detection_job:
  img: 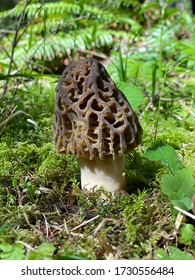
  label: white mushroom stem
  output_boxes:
[77,155,126,195]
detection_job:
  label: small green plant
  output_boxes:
[179,224,195,246]
[144,139,195,258]
[144,139,183,173]
[117,82,145,110]
[144,140,195,212]
[155,246,193,260]
[161,168,195,210]
[0,243,25,260]
[27,243,56,260]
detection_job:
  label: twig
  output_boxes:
[16,240,35,251]
[16,5,43,44]
[0,108,33,136]
[42,214,49,239]
[174,206,195,220]
[140,98,153,119]
[0,29,16,34]
[2,0,31,97]
[16,240,35,260]
[93,218,114,236]
[63,219,70,235]
[0,41,18,70]
[0,106,17,136]
[70,215,100,232]
[79,49,107,60]
[173,212,183,235]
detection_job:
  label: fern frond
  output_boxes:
[0,2,81,20]
[97,0,141,9]
[0,0,143,73]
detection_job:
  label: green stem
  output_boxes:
[154,70,168,141]
[154,1,167,141]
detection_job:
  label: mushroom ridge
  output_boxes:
[54,58,143,160]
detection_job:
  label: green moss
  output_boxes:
[0,102,194,260]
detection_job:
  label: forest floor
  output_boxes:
[0,1,194,260]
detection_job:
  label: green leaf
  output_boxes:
[28,243,55,260]
[116,82,145,109]
[179,224,195,245]
[161,168,195,201]
[37,243,56,255]
[155,246,193,260]
[164,8,179,20]
[0,243,25,260]
[144,140,183,173]
[12,176,18,188]
[171,197,192,211]
[0,224,7,236]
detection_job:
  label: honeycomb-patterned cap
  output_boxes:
[54,58,142,160]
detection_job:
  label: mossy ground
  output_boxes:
[0,80,194,260]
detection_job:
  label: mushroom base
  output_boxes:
[77,155,126,195]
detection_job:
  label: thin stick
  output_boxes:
[173,212,183,235]
[174,206,195,220]
[93,218,114,236]
[70,215,100,232]
[2,0,31,97]
[16,240,35,251]
[42,214,49,238]
[0,106,17,136]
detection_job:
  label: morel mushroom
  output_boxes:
[53,58,142,195]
